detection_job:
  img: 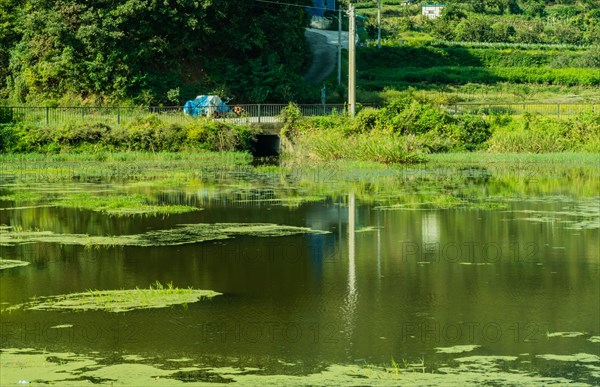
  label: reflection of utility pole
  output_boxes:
[377,0,382,48]
[348,3,356,117]
[342,191,357,349]
[348,192,355,289]
[337,6,342,85]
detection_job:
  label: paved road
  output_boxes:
[303,28,349,84]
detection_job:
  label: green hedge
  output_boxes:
[0,115,258,154]
[358,46,594,69]
[360,67,600,87]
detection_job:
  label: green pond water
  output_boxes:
[0,154,598,386]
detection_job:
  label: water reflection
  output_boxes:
[0,159,598,383]
[341,193,358,352]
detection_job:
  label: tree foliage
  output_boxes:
[1,0,312,104]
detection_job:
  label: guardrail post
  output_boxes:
[81,107,85,120]
[117,107,121,125]
[557,103,561,118]
[257,104,261,123]
[45,107,49,126]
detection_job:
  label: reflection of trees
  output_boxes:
[1,157,598,361]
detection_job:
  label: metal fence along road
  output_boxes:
[1,102,597,126]
[0,104,350,126]
[442,102,597,117]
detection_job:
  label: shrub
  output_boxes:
[352,107,382,134]
[454,114,491,150]
[0,123,18,152]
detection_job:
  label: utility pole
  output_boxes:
[337,5,342,85]
[377,0,381,48]
[348,3,356,117]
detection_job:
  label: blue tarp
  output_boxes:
[183,95,230,117]
[308,0,335,17]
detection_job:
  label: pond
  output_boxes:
[0,153,598,385]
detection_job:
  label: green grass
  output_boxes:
[288,128,425,164]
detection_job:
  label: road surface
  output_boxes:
[303,28,349,84]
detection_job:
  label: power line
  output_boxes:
[254,0,343,12]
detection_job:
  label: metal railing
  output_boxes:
[0,104,350,126]
[442,102,597,117]
[1,102,596,127]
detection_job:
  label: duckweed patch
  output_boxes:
[168,369,235,383]
[375,198,508,211]
[435,345,481,354]
[52,193,199,216]
[0,192,44,202]
[0,348,592,386]
[546,332,586,338]
[0,259,30,270]
[0,223,329,247]
[536,353,600,363]
[514,201,600,230]
[9,282,221,313]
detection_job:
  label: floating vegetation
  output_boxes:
[0,192,44,202]
[8,282,221,313]
[589,336,600,343]
[52,193,199,216]
[512,199,600,230]
[0,259,30,270]
[435,345,481,354]
[0,223,329,247]
[0,348,592,386]
[235,196,327,207]
[50,324,73,329]
[168,369,235,384]
[355,226,379,233]
[0,205,55,211]
[546,332,586,338]
[375,197,508,211]
[536,353,600,363]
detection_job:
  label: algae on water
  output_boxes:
[0,223,329,247]
[0,348,587,386]
[9,283,221,313]
[435,345,481,354]
[52,193,199,216]
[0,259,30,270]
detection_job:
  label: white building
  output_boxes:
[421,4,446,19]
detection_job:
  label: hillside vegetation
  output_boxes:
[324,0,600,104]
[1,0,598,106]
[0,0,313,105]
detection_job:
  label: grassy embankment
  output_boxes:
[1,95,598,164]
[279,96,600,163]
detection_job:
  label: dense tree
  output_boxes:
[1,0,312,104]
